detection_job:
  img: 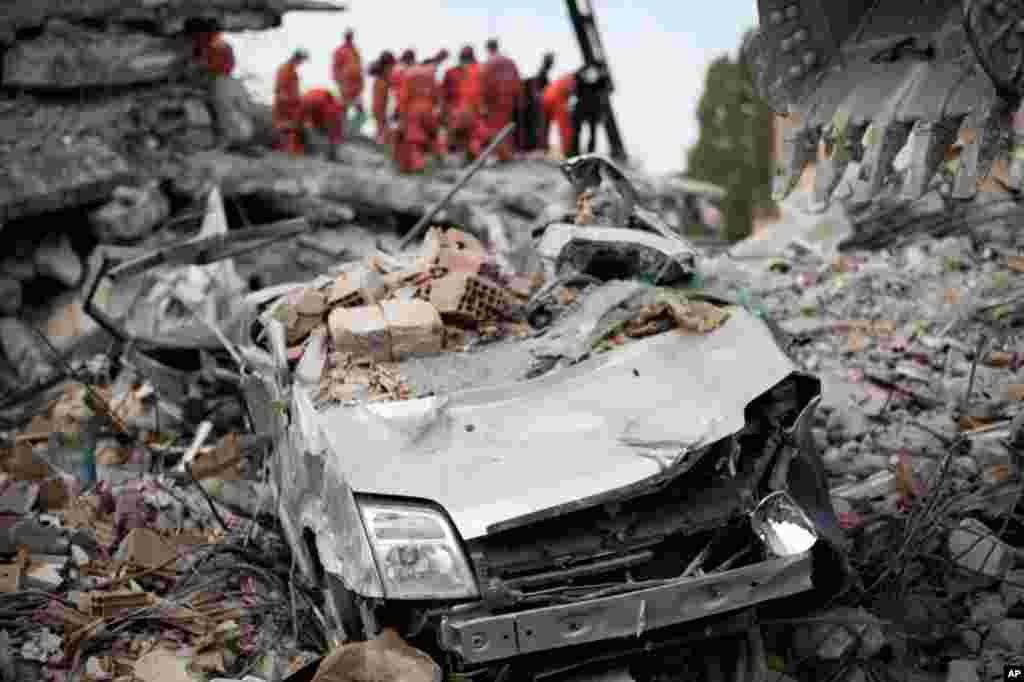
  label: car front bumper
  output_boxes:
[440,551,813,664]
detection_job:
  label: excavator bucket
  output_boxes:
[744,0,1024,211]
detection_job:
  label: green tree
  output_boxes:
[686,36,775,241]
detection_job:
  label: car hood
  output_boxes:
[312,307,799,540]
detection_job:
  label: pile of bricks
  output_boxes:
[283,227,538,367]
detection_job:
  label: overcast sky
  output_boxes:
[229,1,759,174]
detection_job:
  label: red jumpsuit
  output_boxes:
[302,88,345,145]
[441,64,466,124]
[332,39,364,123]
[395,64,443,173]
[542,73,575,156]
[448,63,481,154]
[384,65,409,147]
[472,54,521,161]
[273,61,304,155]
[193,32,235,76]
[372,75,391,144]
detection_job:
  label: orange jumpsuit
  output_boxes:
[372,75,391,144]
[332,40,364,124]
[273,61,304,155]
[384,65,408,147]
[302,88,345,145]
[542,73,575,155]
[448,63,481,154]
[472,54,521,161]
[441,64,466,124]
[193,32,235,76]
[395,64,443,173]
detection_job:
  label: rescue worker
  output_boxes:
[441,46,469,129]
[471,38,521,162]
[332,29,365,130]
[571,64,610,156]
[272,49,309,155]
[443,45,481,157]
[369,51,396,145]
[384,49,416,149]
[301,88,345,159]
[394,50,448,173]
[193,31,236,77]
[542,72,576,157]
[516,52,554,153]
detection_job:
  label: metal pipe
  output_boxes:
[398,122,516,250]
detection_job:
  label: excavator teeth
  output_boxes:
[849,120,913,207]
[772,125,819,201]
[902,119,960,201]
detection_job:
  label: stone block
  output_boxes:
[379,300,443,360]
[948,518,1013,579]
[328,305,391,363]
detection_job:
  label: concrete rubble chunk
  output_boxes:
[89,182,171,244]
[3,20,190,90]
[538,223,696,284]
[985,619,1024,653]
[948,518,1013,579]
[1000,569,1024,607]
[0,279,22,317]
[34,232,83,288]
[328,304,392,364]
[968,592,1007,626]
[379,300,443,360]
[0,0,344,42]
[946,659,980,682]
[0,319,54,385]
[0,139,133,224]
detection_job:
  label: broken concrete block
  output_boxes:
[380,300,443,360]
[34,233,83,288]
[0,279,21,317]
[538,224,696,284]
[89,182,171,244]
[4,20,189,89]
[328,305,392,363]
[0,139,133,224]
[210,74,257,147]
[946,659,980,682]
[429,273,510,322]
[328,270,385,308]
[986,619,1024,653]
[1000,569,1024,607]
[948,518,1013,579]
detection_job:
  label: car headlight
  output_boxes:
[358,497,480,600]
[750,491,818,557]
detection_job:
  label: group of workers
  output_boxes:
[270,30,610,172]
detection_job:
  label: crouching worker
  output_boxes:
[302,88,345,160]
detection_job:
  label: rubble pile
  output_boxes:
[0,0,346,396]
[0,374,329,682]
[698,206,1024,681]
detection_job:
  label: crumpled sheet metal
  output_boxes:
[283,341,386,598]
[310,307,799,540]
[538,223,696,284]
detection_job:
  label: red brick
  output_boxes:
[380,300,443,359]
